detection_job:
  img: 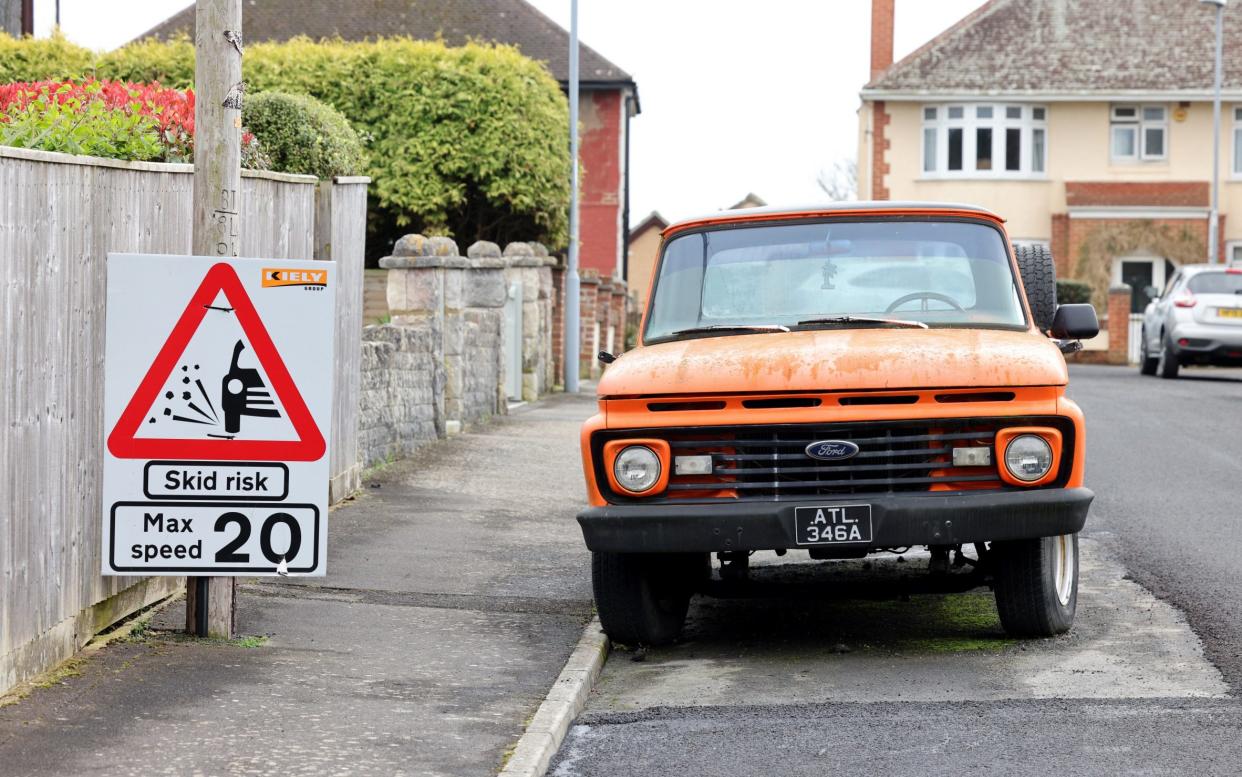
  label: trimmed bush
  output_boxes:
[1056,279,1093,305]
[0,31,92,83]
[0,32,572,251]
[243,91,366,179]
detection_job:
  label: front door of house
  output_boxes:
[1115,255,1176,313]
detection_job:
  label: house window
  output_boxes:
[1111,105,1167,162]
[1227,240,1242,263]
[1233,107,1242,175]
[921,104,1047,177]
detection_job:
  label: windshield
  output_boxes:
[644,219,1027,342]
[1187,271,1242,294]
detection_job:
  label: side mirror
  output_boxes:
[1050,303,1099,340]
[1144,285,1160,300]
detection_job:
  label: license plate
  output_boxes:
[1218,308,1242,319]
[794,504,873,545]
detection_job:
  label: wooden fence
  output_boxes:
[0,147,368,694]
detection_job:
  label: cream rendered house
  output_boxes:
[860,0,1242,320]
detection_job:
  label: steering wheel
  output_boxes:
[885,291,966,314]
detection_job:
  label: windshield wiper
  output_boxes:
[796,315,929,330]
[667,324,791,338]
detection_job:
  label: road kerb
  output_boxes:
[498,617,608,777]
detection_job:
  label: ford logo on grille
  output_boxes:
[805,440,860,461]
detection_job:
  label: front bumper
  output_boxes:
[577,488,1093,553]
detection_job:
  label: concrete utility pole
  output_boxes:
[186,0,243,639]
[1203,0,1227,264]
[564,0,581,393]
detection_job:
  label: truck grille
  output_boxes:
[594,417,1073,503]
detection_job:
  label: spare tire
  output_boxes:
[1014,243,1057,331]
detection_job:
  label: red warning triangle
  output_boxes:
[107,263,325,462]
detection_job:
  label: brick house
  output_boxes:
[860,0,1242,322]
[140,0,639,280]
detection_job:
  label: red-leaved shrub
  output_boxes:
[0,79,267,166]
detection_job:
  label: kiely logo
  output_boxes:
[262,268,328,289]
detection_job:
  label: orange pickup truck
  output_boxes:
[577,203,1100,645]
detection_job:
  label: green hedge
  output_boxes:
[0,32,571,252]
[1056,279,1093,305]
[242,92,366,180]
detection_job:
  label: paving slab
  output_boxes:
[0,392,598,777]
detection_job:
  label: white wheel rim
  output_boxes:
[1053,534,1075,607]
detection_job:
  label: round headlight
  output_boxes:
[614,445,661,493]
[1004,435,1053,482]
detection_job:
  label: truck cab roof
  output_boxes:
[664,201,1005,238]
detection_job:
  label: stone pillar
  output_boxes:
[379,233,463,437]
[532,243,557,395]
[597,276,615,364]
[462,241,508,423]
[610,279,628,354]
[580,269,600,379]
[1107,284,1132,366]
[551,263,566,390]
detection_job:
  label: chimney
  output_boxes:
[870,0,895,81]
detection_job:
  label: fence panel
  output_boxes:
[316,177,370,501]
[0,148,318,694]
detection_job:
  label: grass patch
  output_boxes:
[131,629,270,649]
[31,656,86,689]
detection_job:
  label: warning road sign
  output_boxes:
[102,254,334,576]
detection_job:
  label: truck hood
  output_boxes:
[598,328,1067,397]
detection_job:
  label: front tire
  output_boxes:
[592,552,700,646]
[1156,335,1180,379]
[991,533,1078,637]
[1139,328,1158,375]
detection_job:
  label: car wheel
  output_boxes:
[592,552,699,646]
[1156,334,1180,379]
[1139,328,1158,375]
[991,533,1078,637]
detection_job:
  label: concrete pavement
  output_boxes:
[0,391,598,777]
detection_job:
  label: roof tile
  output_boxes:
[868,0,1242,94]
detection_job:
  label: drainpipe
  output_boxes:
[622,90,632,284]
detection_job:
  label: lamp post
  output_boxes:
[565,0,581,392]
[1203,0,1227,264]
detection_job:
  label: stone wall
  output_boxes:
[358,324,443,465]
[355,235,557,466]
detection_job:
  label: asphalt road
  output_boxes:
[552,364,1242,776]
[1068,364,1242,689]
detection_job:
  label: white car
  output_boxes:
[1139,264,1242,378]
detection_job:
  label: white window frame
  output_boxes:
[1226,240,1242,264]
[1111,104,1167,163]
[1233,107,1242,177]
[920,104,1047,180]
